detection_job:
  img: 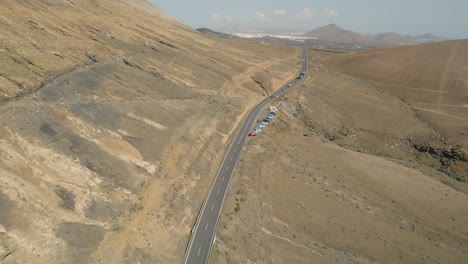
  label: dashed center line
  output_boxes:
[205,222,209,231]
[211,203,215,211]
[217,187,220,194]
[222,176,225,182]
[197,246,202,257]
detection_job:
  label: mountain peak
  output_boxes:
[414,33,447,41]
[302,24,447,46]
[323,23,340,28]
[317,23,344,31]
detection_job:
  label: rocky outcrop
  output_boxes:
[413,143,468,181]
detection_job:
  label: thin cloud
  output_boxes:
[255,11,270,21]
[208,12,271,27]
[210,14,222,21]
[322,8,340,18]
[273,9,286,16]
[293,7,313,20]
[208,14,235,26]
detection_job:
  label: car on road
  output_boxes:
[287,84,292,87]
[248,132,257,137]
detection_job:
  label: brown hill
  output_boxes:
[329,40,468,149]
[196,28,231,38]
[211,45,468,264]
[0,1,299,263]
[303,24,363,43]
[303,24,444,46]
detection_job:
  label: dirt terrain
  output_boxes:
[1,1,467,264]
[329,40,468,149]
[0,1,299,263]
[212,46,468,263]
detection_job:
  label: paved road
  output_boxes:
[184,47,307,264]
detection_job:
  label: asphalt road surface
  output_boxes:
[184,47,307,264]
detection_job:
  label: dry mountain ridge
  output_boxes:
[303,24,446,46]
[0,1,299,263]
[212,41,468,264]
[1,1,466,264]
[329,40,468,151]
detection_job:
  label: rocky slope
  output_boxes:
[0,1,299,263]
[329,40,468,181]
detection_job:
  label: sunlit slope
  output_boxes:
[0,1,299,263]
[0,0,297,99]
[329,40,468,147]
[212,47,468,264]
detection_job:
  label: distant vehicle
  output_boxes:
[287,84,292,87]
[269,112,276,116]
[254,128,261,133]
[261,121,268,125]
[267,114,275,118]
[248,132,257,137]
[264,117,272,122]
[259,123,266,128]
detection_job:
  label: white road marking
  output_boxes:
[230,157,233,162]
[222,176,225,182]
[205,222,209,231]
[217,187,220,194]
[211,203,215,211]
[197,246,202,257]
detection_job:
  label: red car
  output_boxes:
[248,132,257,137]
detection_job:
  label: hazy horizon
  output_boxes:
[149,0,468,39]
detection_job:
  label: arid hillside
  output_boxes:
[329,40,468,149]
[0,1,299,263]
[213,48,468,264]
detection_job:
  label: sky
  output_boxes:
[149,0,468,39]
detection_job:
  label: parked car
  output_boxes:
[259,123,266,128]
[248,132,257,137]
[254,127,262,133]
